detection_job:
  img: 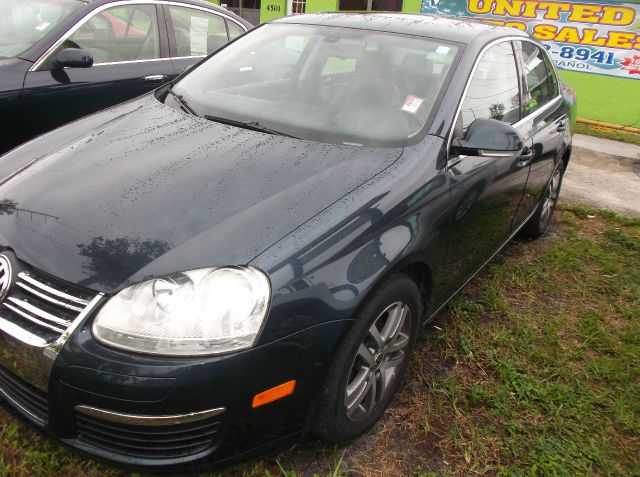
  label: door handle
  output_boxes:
[143,74,167,84]
[557,120,567,132]
[518,147,534,167]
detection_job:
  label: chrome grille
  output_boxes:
[0,268,97,344]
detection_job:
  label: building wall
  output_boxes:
[306,0,340,13]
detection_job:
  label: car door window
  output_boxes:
[226,19,245,40]
[67,4,160,64]
[460,42,521,131]
[520,42,559,116]
[167,6,229,57]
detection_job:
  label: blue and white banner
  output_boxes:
[421,0,640,78]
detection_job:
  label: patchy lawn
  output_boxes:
[574,123,640,146]
[1,205,638,477]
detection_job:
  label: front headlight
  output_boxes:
[92,266,270,356]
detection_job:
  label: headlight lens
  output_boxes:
[92,267,270,356]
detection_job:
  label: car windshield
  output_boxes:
[168,23,459,147]
[0,0,86,58]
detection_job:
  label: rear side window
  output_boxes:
[226,20,245,40]
[520,42,559,115]
[460,42,521,131]
[167,6,229,57]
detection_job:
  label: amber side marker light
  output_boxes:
[252,380,296,408]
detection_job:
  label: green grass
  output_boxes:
[410,204,640,476]
[0,206,638,476]
[575,122,640,145]
[560,70,640,128]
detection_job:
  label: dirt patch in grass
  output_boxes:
[0,205,638,477]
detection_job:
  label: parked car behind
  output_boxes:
[0,0,251,154]
[0,13,575,472]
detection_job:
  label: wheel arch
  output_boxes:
[398,260,433,318]
[354,256,434,324]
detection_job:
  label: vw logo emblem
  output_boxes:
[0,254,12,302]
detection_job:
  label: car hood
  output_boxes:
[0,58,27,67]
[0,95,402,293]
[0,57,30,94]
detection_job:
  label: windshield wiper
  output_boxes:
[166,88,196,116]
[204,115,298,139]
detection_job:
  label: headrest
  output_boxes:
[355,50,388,79]
[397,53,431,82]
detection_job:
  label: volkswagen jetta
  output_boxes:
[0,13,575,471]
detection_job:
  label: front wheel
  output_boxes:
[312,274,421,443]
[521,162,565,239]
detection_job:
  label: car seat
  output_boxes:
[328,50,409,140]
[395,52,434,103]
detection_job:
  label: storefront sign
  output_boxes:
[421,0,640,78]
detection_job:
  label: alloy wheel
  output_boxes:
[540,168,562,229]
[344,301,412,422]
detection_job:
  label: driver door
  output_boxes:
[443,41,532,289]
[22,3,172,138]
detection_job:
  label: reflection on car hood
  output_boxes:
[0,95,403,292]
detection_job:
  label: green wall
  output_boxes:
[306,0,339,13]
[260,0,415,22]
[260,0,287,22]
[402,0,421,13]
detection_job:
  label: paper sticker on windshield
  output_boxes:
[35,22,50,32]
[190,17,209,56]
[402,96,424,114]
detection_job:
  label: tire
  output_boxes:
[521,161,565,239]
[312,274,421,444]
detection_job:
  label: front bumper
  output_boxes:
[0,308,350,470]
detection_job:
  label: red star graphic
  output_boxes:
[621,55,640,75]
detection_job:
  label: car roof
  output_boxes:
[272,13,527,45]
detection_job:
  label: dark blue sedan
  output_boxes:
[0,12,575,472]
[0,0,251,153]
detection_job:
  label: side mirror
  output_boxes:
[451,118,523,157]
[53,48,94,69]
